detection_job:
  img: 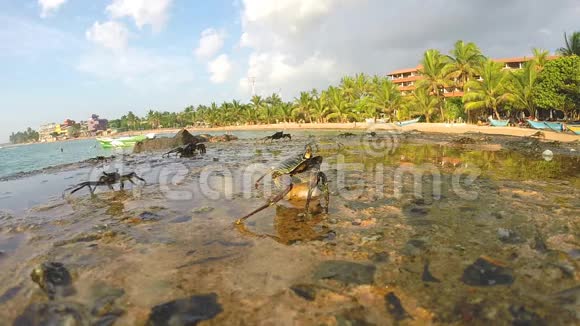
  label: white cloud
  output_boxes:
[38,0,68,18]
[208,54,232,84]
[77,48,194,89]
[86,21,129,51]
[106,0,172,31]
[195,28,226,59]
[237,0,580,99]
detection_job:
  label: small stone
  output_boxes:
[146,293,223,326]
[328,218,338,224]
[461,256,514,286]
[492,211,506,219]
[352,219,362,226]
[509,305,545,326]
[169,216,192,224]
[138,211,161,221]
[370,252,389,263]
[497,228,524,244]
[313,260,376,285]
[385,292,411,321]
[192,207,214,214]
[290,284,316,301]
[213,158,219,162]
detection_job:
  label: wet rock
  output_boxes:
[138,211,162,221]
[192,207,214,214]
[422,261,441,283]
[408,206,429,216]
[351,219,362,226]
[497,228,524,244]
[385,292,411,321]
[509,305,546,326]
[567,249,580,260]
[461,256,514,286]
[492,211,506,219]
[328,218,338,224]
[30,262,75,300]
[90,286,125,317]
[0,286,21,304]
[313,261,376,285]
[402,238,428,256]
[170,216,192,224]
[290,284,317,301]
[13,301,90,326]
[370,252,389,263]
[146,293,223,326]
[133,129,203,153]
[533,234,548,253]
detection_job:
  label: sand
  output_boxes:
[117,122,580,143]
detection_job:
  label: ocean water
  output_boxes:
[0,130,339,179]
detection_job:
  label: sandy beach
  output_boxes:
[116,122,579,143]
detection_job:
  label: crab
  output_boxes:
[66,171,145,195]
[235,143,329,225]
[263,131,291,142]
[163,142,206,157]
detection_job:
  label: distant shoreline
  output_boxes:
[5,122,578,146]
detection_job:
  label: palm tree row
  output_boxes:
[108,32,579,131]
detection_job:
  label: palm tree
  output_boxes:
[293,91,314,122]
[368,78,401,121]
[324,86,351,123]
[409,86,438,122]
[557,31,580,56]
[418,49,450,119]
[445,40,486,91]
[531,48,550,70]
[463,60,511,120]
[311,93,328,123]
[250,95,266,124]
[509,62,537,115]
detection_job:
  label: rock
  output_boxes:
[146,293,223,326]
[402,238,428,256]
[169,216,192,224]
[370,252,389,263]
[192,207,214,214]
[313,260,376,285]
[509,305,546,326]
[497,228,524,244]
[90,286,125,317]
[533,234,548,253]
[351,219,362,226]
[542,150,554,161]
[492,211,506,219]
[13,301,90,326]
[385,292,411,321]
[30,262,75,300]
[290,284,317,301]
[422,261,441,283]
[138,211,162,221]
[53,231,117,247]
[133,129,203,154]
[461,256,514,286]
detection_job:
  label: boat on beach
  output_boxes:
[488,118,509,127]
[395,117,420,127]
[567,124,580,135]
[96,133,156,148]
[527,120,564,132]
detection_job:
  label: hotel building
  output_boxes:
[387,56,558,97]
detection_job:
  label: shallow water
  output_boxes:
[0,132,578,325]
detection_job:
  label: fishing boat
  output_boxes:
[488,117,509,127]
[97,133,156,148]
[395,117,420,127]
[567,124,580,135]
[527,120,564,132]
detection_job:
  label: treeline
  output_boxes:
[51,32,580,133]
[9,128,39,144]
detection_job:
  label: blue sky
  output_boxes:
[0,0,578,143]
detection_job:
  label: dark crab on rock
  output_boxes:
[163,142,206,158]
[65,171,145,195]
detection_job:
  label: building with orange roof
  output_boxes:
[387,55,558,97]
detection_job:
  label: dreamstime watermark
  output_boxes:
[75,130,482,203]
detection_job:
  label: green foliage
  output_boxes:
[463,60,511,119]
[557,31,580,56]
[9,128,39,144]
[533,56,580,117]
[444,97,465,121]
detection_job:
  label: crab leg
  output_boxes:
[236,182,293,225]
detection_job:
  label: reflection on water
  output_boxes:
[0,133,578,324]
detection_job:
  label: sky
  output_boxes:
[0,0,578,143]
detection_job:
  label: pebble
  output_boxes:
[352,219,362,226]
[313,260,376,285]
[146,293,223,326]
[361,235,382,243]
[461,256,514,286]
[30,262,76,300]
[497,228,524,244]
